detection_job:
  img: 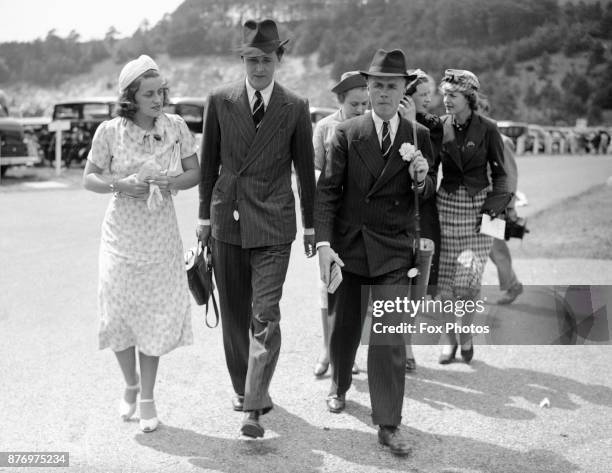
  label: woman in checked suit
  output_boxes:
[435,69,510,364]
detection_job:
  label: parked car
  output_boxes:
[496,121,528,143]
[310,106,336,126]
[17,116,52,162]
[497,120,547,154]
[527,125,551,154]
[0,107,40,178]
[164,97,206,135]
[51,97,116,167]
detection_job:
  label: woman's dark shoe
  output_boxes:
[461,343,474,363]
[438,344,458,364]
[313,360,330,377]
[498,282,523,305]
[405,358,417,372]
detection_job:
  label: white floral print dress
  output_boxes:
[88,113,196,356]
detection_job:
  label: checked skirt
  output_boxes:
[436,185,493,300]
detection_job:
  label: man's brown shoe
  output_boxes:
[240,410,264,438]
[378,426,412,456]
[326,394,346,413]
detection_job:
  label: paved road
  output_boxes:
[1,155,611,472]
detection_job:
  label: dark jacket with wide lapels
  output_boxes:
[439,112,509,196]
[315,111,436,277]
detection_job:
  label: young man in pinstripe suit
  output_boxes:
[197,19,316,438]
[315,49,436,456]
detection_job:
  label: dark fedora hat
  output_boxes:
[237,19,289,56]
[331,71,368,95]
[360,49,416,79]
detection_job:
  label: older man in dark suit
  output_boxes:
[197,19,316,438]
[315,49,436,456]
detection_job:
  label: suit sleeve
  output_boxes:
[199,92,221,220]
[314,125,348,244]
[291,98,316,228]
[487,124,509,195]
[312,119,327,172]
[502,136,518,207]
[417,126,437,201]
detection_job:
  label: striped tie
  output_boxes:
[381,120,392,159]
[252,90,265,129]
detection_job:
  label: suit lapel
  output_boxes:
[224,82,256,148]
[353,112,385,180]
[239,83,290,173]
[368,115,411,196]
[441,115,463,171]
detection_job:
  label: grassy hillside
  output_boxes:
[2,51,596,124]
[3,0,612,123]
[4,54,337,117]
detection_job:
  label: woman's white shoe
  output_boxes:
[119,381,140,421]
[139,399,159,432]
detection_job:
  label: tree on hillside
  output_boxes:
[587,41,606,71]
[0,59,9,84]
[538,52,551,80]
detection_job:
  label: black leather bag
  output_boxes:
[505,217,529,240]
[185,242,219,328]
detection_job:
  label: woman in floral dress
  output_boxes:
[83,55,200,432]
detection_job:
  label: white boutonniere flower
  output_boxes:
[399,142,417,163]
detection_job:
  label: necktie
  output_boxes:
[252,90,264,129]
[381,120,392,159]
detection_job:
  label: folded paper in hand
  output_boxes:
[137,161,164,211]
[480,214,506,240]
[328,262,343,294]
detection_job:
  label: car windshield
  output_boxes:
[498,126,527,139]
[177,105,202,122]
[83,103,111,119]
[54,105,79,119]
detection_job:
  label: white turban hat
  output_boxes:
[118,55,159,94]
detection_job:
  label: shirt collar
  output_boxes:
[123,114,167,143]
[371,110,400,140]
[245,78,275,109]
[452,112,473,132]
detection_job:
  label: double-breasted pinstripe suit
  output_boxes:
[199,79,315,413]
[315,111,436,426]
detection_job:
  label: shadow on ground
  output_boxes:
[352,360,612,421]
[136,391,583,472]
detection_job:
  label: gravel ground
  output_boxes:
[1,156,611,472]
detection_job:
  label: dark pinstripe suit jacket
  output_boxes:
[315,111,437,277]
[199,80,316,248]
